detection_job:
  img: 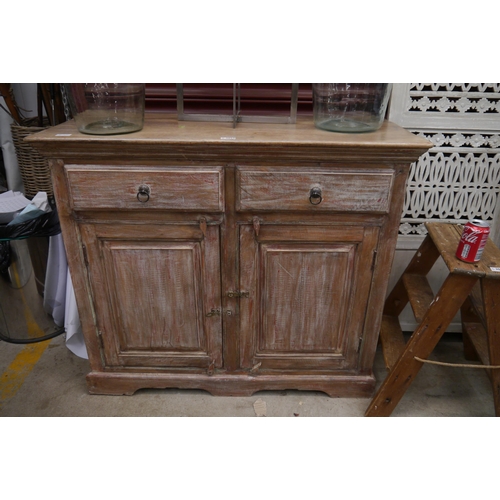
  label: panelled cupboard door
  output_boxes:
[79,222,222,369]
[239,224,380,371]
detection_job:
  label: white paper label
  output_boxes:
[220,136,236,140]
[490,267,500,272]
[55,134,72,136]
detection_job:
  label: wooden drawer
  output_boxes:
[65,165,224,211]
[236,167,394,213]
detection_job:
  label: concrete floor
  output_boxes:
[0,332,496,417]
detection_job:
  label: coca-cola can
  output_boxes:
[456,219,490,262]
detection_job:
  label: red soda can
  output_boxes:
[456,219,490,262]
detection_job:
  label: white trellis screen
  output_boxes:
[389,83,500,242]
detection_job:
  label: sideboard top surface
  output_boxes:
[27,113,432,163]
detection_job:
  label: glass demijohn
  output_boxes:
[63,83,145,135]
[312,83,392,133]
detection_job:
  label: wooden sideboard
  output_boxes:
[28,114,431,396]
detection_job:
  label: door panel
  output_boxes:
[104,241,204,351]
[239,224,379,371]
[80,223,222,368]
[259,243,354,353]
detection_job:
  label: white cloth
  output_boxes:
[64,267,87,358]
[44,233,67,326]
[44,233,88,358]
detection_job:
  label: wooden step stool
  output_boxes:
[365,222,500,417]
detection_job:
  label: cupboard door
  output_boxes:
[239,224,379,371]
[80,222,222,369]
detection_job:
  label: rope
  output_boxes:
[414,356,500,369]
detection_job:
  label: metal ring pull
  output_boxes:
[309,187,322,205]
[137,184,151,203]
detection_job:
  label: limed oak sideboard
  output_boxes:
[28,115,431,397]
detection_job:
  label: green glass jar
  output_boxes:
[63,83,145,135]
[312,83,392,133]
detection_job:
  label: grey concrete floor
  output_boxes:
[0,332,496,417]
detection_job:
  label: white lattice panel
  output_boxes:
[390,83,500,130]
[389,84,500,240]
[399,131,500,236]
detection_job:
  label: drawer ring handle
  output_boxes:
[309,187,322,205]
[137,184,151,203]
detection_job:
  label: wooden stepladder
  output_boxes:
[365,222,500,417]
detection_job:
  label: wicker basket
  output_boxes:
[10,117,53,199]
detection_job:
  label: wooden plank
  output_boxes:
[426,222,500,279]
[86,371,377,398]
[221,165,239,372]
[461,295,482,362]
[402,273,434,323]
[257,225,364,243]
[462,322,492,379]
[481,279,500,416]
[468,282,485,325]
[480,238,500,279]
[366,272,478,417]
[26,115,433,164]
[383,234,440,316]
[426,223,472,275]
[379,315,406,370]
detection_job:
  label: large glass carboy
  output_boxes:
[63,83,145,135]
[312,83,392,133]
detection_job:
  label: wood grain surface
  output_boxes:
[66,165,224,212]
[236,167,393,213]
[29,116,432,397]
